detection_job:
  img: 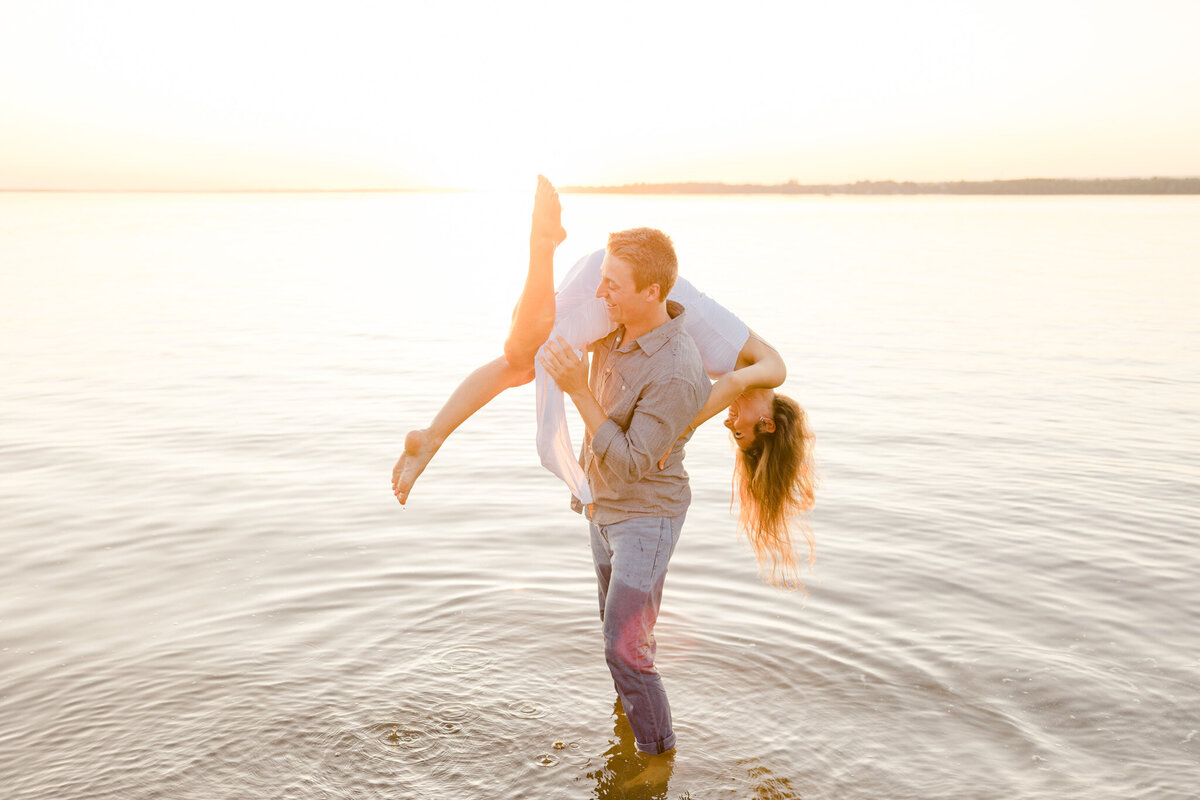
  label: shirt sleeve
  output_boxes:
[590,375,705,484]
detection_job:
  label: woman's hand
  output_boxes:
[657,423,697,470]
[662,438,681,470]
[540,336,590,397]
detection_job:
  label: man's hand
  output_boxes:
[540,336,589,397]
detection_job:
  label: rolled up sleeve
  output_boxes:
[591,376,704,483]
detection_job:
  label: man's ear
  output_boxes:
[644,283,662,302]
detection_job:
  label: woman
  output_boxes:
[392,176,816,588]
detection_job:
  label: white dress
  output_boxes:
[534,249,750,503]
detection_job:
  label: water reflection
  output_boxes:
[738,758,805,799]
[583,699,675,799]
[580,700,806,799]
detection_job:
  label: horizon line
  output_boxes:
[2,176,1199,195]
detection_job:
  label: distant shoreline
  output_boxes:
[562,178,1200,195]
[3,178,1199,195]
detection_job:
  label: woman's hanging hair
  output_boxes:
[732,394,817,592]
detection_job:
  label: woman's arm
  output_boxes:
[689,332,786,429]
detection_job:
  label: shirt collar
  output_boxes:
[616,300,687,356]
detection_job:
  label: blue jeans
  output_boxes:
[589,513,685,755]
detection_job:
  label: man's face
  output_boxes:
[596,253,653,327]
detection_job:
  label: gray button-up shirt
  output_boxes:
[573,300,710,524]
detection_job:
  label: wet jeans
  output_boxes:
[589,513,685,755]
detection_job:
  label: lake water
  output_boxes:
[1,191,1197,799]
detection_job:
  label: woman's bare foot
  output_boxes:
[392,428,443,505]
[532,174,567,246]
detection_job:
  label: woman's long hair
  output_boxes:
[732,393,817,592]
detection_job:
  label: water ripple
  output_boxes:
[432,701,482,727]
[376,724,439,755]
[501,699,548,720]
[436,646,495,673]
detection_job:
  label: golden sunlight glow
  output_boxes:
[2,0,1198,191]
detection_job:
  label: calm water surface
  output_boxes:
[1,192,1198,799]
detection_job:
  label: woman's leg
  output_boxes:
[504,175,565,368]
[392,176,565,504]
[392,356,534,503]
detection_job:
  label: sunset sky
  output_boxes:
[2,0,1198,191]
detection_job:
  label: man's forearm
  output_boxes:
[567,386,608,439]
[588,377,705,484]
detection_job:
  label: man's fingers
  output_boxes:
[552,336,576,360]
[541,340,575,369]
[539,355,562,380]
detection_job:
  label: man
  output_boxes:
[541,227,710,757]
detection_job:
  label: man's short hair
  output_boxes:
[607,227,678,299]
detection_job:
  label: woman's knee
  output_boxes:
[496,348,535,386]
[502,338,538,374]
[510,363,535,386]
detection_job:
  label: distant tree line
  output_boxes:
[563,177,1200,195]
